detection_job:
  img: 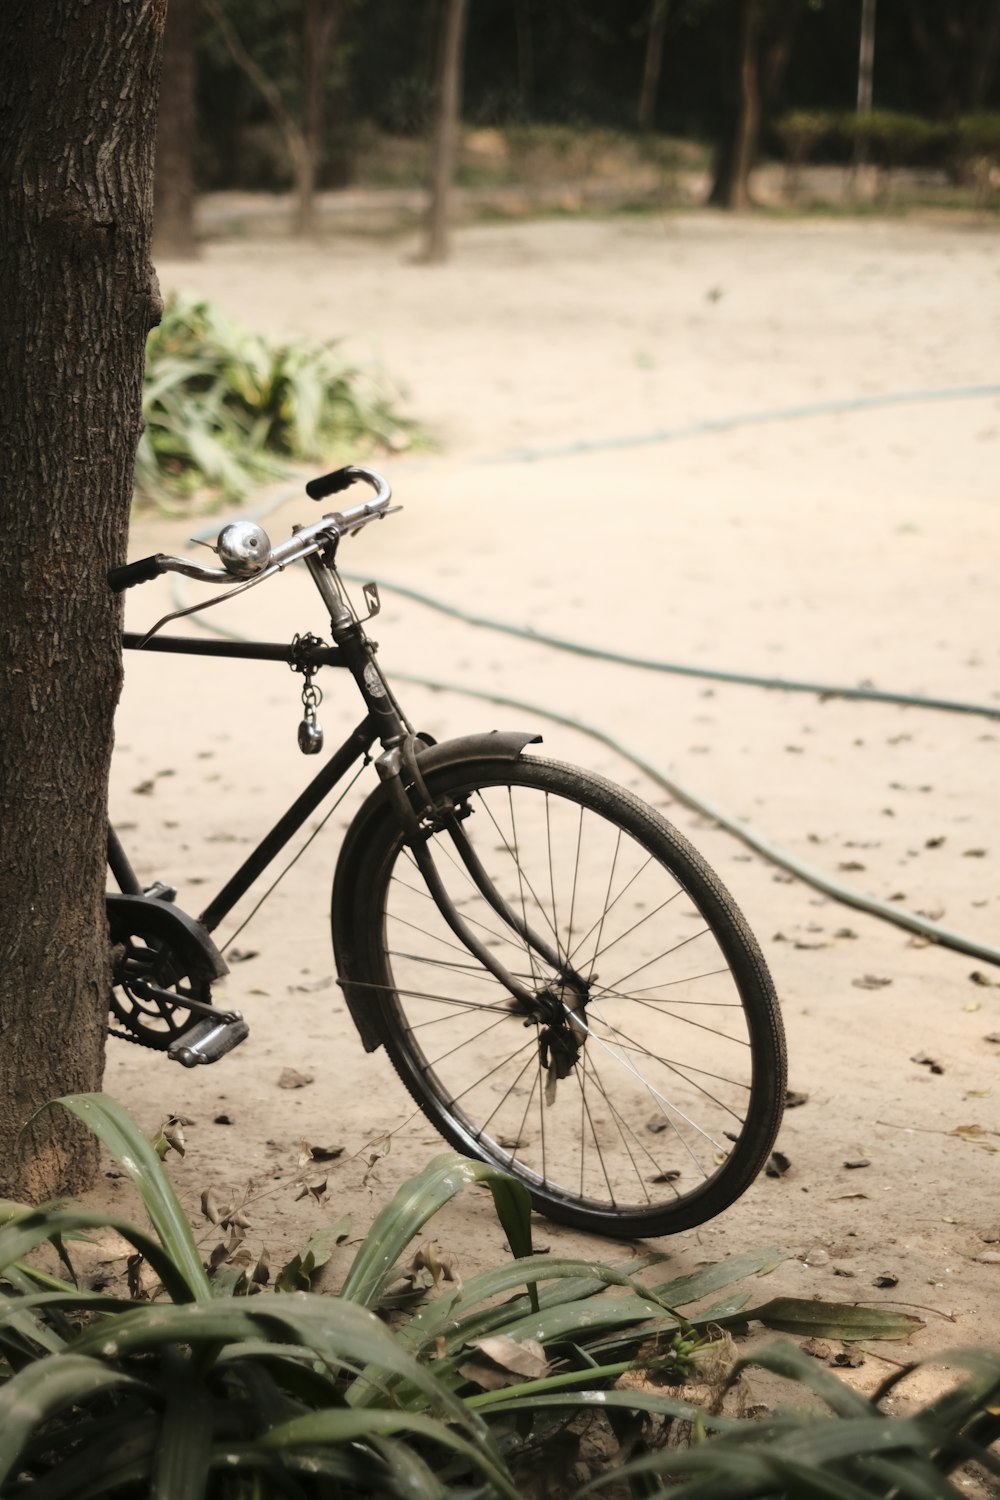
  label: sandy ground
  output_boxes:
[100,211,999,1407]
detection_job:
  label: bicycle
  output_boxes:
[107,464,787,1239]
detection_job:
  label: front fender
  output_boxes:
[333,729,541,1052]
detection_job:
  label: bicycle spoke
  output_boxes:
[356,757,782,1231]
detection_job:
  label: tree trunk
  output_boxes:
[515,0,534,114]
[856,0,877,114]
[971,0,1000,107]
[968,0,1000,110]
[638,0,669,133]
[153,0,198,259]
[202,0,314,236]
[300,0,349,232]
[722,0,761,210]
[422,0,468,264]
[710,0,801,210]
[0,0,164,1200]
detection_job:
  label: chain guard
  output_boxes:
[107,893,228,1051]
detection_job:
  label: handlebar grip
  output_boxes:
[305,466,358,501]
[108,554,169,592]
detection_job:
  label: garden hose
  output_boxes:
[159,379,1000,967]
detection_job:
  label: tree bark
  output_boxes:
[301,0,349,232]
[154,0,198,259]
[0,0,165,1199]
[710,0,762,210]
[710,0,801,210]
[970,0,1000,109]
[515,0,535,115]
[202,0,315,236]
[422,0,468,264]
[638,0,670,133]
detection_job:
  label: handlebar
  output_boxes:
[108,465,393,593]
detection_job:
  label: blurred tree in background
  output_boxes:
[151,0,1000,251]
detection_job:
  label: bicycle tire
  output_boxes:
[337,755,786,1238]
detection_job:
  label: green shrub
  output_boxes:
[1,1096,995,1498]
[773,110,835,166]
[838,110,950,167]
[952,113,1000,158]
[773,109,953,169]
[137,294,414,508]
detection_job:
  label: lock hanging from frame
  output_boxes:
[298,678,324,755]
[289,633,326,755]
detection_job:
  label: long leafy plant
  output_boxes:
[0,1096,996,1499]
[136,294,413,507]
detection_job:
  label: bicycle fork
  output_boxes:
[375,740,593,1080]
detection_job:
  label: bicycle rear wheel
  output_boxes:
[338,755,785,1238]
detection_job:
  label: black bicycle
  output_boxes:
[107,464,786,1239]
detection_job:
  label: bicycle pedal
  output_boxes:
[144,880,178,902]
[168,1014,249,1067]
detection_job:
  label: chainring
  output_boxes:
[108,911,214,1051]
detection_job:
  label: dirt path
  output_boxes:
[101,213,999,1395]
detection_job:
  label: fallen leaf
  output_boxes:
[201,1187,225,1225]
[648,1169,681,1183]
[829,1346,866,1368]
[911,1052,944,1074]
[362,1133,391,1185]
[292,976,334,993]
[963,849,987,858]
[969,971,998,988]
[470,1334,548,1381]
[214,1114,235,1126]
[751,1297,923,1341]
[950,1124,998,1153]
[414,1242,460,1284]
[765,1151,791,1178]
[294,1175,328,1203]
[160,1118,187,1158]
[843,1159,871,1170]
[873,1273,899,1288]
[227,948,259,963]
[278,1068,314,1089]
[309,1144,345,1162]
[784,1091,809,1109]
[853,975,893,991]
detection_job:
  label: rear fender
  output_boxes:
[333,730,541,1051]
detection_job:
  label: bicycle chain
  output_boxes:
[107,1021,169,1050]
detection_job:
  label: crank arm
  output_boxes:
[127,978,241,1026]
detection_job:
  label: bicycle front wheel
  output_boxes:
[340,755,785,1238]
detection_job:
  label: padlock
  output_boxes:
[298,711,324,754]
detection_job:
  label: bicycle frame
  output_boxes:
[109,631,382,936]
[107,538,561,1055]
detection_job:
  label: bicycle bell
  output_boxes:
[216,520,272,578]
